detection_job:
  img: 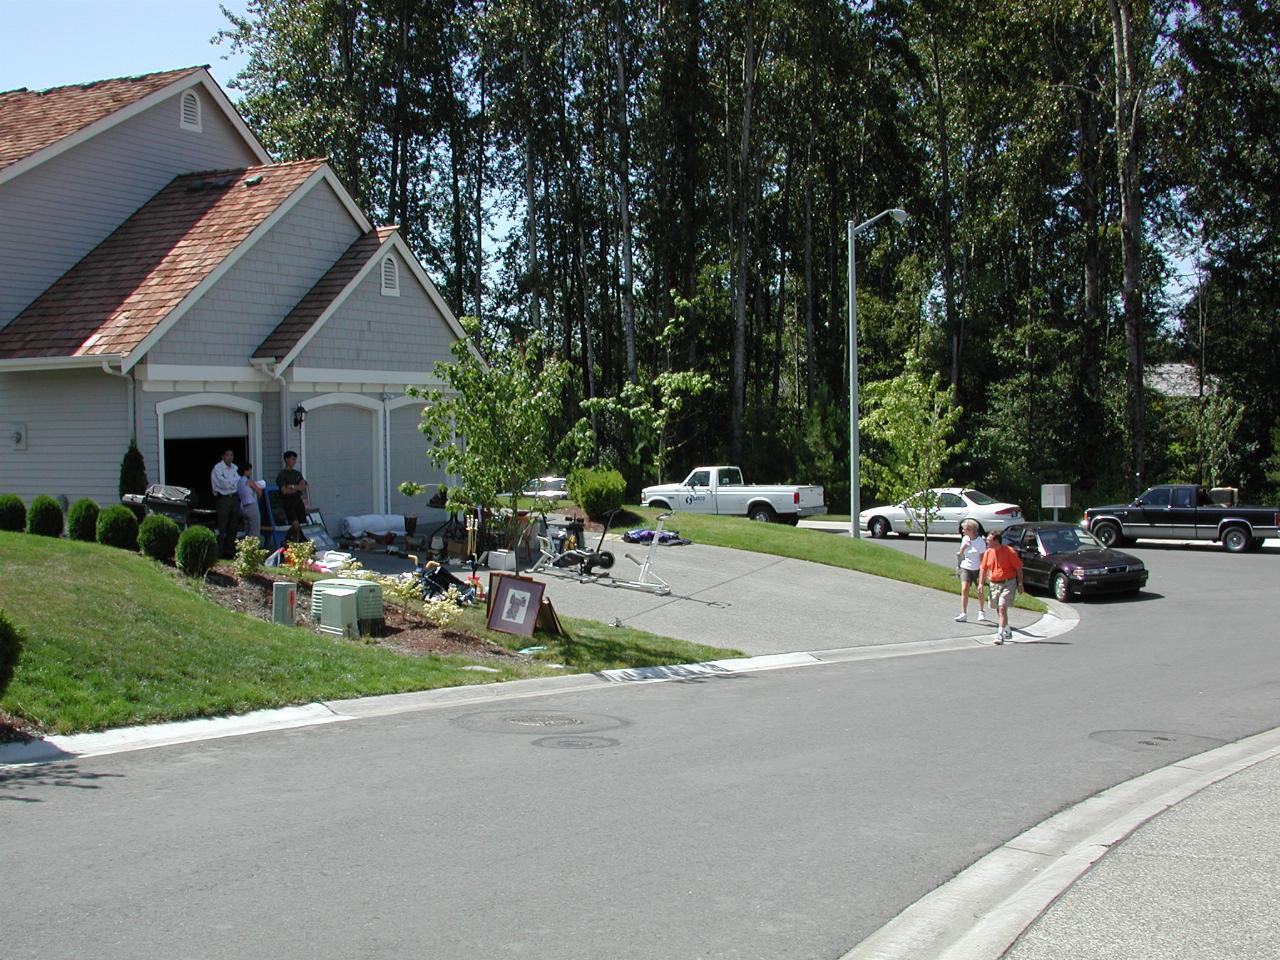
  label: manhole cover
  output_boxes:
[532,736,620,750]
[507,714,583,728]
[1089,729,1225,754]
[452,710,629,736]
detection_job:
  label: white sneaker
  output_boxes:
[954,612,968,622]
[977,610,987,622]
[994,630,1005,645]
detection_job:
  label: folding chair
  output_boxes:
[260,484,288,550]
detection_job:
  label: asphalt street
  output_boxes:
[2,528,1278,959]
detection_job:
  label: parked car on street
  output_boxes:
[522,476,570,500]
[640,465,826,523]
[1082,483,1280,552]
[859,488,1021,538]
[1000,521,1148,602]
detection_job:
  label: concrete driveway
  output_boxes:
[361,533,1042,657]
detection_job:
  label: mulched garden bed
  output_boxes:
[201,565,527,664]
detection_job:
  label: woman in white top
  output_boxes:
[954,518,988,622]
[237,463,267,544]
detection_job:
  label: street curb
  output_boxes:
[836,724,1280,960]
[0,609,1077,766]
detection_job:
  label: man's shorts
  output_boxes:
[989,579,1018,608]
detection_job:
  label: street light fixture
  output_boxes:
[847,207,908,539]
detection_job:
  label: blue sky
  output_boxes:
[0,0,250,95]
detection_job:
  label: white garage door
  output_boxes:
[304,404,376,534]
[165,406,247,438]
[388,403,448,518]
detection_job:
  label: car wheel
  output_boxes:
[868,516,890,539]
[1222,527,1252,553]
[748,504,776,523]
[649,500,671,512]
[1093,520,1122,548]
[1051,572,1072,603]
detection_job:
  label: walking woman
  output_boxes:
[953,519,988,623]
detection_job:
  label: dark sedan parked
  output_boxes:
[1000,521,1148,602]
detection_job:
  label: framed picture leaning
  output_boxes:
[486,574,545,637]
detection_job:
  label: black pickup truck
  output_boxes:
[1083,484,1280,553]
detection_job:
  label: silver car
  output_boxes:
[859,487,1022,538]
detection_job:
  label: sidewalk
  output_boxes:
[1003,743,1280,960]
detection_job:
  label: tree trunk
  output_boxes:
[1108,0,1146,493]
[803,144,816,407]
[731,2,759,460]
[524,44,541,333]
[615,0,638,381]
[930,28,961,390]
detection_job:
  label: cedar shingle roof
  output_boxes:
[0,68,204,172]
[0,158,326,360]
[255,226,398,362]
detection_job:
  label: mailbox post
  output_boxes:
[1041,484,1071,522]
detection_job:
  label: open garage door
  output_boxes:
[162,406,249,509]
[303,404,376,534]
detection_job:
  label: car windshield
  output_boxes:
[1039,528,1105,553]
[963,490,998,505]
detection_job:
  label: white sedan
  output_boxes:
[859,488,1022,538]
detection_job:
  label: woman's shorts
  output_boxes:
[959,567,981,584]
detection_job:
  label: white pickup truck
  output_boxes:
[640,466,826,524]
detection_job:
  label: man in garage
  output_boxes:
[210,449,242,559]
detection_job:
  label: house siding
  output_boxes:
[0,369,129,505]
[0,88,261,325]
[149,181,362,366]
[295,249,456,372]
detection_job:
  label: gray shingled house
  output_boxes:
[0,67,466,533]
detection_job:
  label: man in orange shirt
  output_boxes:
[978,530,1024,644]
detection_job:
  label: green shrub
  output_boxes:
[567,466,626,519]
[138,514,181,564]
[0,493,26,532]
[96,504,139,551]
[0,609,20,699]
[67,498,100,541]
[233,536,268,579]
[176,525,219,578]
[25,494,65,537]
[118,440,148,499]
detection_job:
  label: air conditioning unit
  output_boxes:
[317,588,358,639]
[311,579,384,635]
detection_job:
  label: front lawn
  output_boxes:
[0,532,739,735]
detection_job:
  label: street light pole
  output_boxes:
[847,207,908,539]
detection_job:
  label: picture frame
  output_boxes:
[486,574,545,637]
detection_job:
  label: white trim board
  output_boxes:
[155,392,263,485]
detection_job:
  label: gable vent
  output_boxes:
[180,90,202,132]
[380,256,400,296]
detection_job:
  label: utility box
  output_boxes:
[311,578,384,636]
[317,589,359,639]
[272,581,296,625]
[1040,484,1071,509]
